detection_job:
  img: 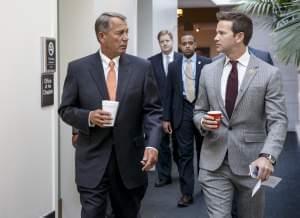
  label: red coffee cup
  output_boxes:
[207,111,222,128]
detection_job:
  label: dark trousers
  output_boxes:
[173,100,197,195]
[77,149,147,218]
[156,133,179,182]
[195,129,203,175]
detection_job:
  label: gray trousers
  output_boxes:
[199,160,265,218]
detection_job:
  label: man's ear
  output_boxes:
[235,32,244,44]
[97,32,105,43]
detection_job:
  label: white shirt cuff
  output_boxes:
[146,146,158,153]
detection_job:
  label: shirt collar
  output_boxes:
[183,53,196,63]
[99,50,120,68]
[163,51,174,59]
[224,47,250,67]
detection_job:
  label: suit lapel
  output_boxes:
[234,55,259,109]
[89,52,109,99]
[159,53,166,76]
[176,57,184,94]
[116,54,131,102]
[194,57,203,101]
[214,58,228,119]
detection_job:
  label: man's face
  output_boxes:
[180,35,196,58]
[214,20,237,54]
[159,34,173,54]
[98,17,129,59]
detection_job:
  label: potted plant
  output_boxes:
[235,0,300,67]
[236,0,300,141]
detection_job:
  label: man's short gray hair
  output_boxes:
[94,12,127,41]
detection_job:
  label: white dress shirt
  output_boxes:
[100,50,120,82]
[162,51,174,75]
[182,54,197,96]
[221,48,250,102]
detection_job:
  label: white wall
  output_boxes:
[152,0,178,54]
[58,1,138,217]
[137,0,178,58]
[0,1,58,217]
[137,0,153,58]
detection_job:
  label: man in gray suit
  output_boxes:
[193,12,287,218]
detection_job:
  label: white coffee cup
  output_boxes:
[102,100,119,127]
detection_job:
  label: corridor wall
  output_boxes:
[0,0,58,217]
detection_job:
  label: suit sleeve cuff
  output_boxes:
[88,111,95,127]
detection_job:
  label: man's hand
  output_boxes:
[90,109,113,127]
[201,114,222,130]
[140,148,158,171]
[251,157,274,182]
[163,121,172,134]
[72,133,79,146]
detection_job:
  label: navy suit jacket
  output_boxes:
[59,52,162,189]
[148,52,182,100]
[163,55,211,129]
[249,47,273,65]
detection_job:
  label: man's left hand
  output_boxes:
[251,157,274,182]
[140,148,158,171]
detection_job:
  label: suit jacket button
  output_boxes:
[228,126,232,130]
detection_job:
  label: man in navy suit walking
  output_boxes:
[164,34,211,207]
[148,30,181,187]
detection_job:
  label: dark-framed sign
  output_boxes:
[41,73,54,107]
[41,37,56,73]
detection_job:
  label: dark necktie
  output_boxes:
[225,60,238,118]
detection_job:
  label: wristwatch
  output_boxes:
[259,153,276,166]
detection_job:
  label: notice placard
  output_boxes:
[41,73,54,107]
[41,37,56,73]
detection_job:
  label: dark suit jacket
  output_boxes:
[163,55,211,129]
[148,52,182,100]
[58,52,162,189]
[249,47,273,65]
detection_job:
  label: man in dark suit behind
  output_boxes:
[58,12,162,218]
[148,30,181,187]
[213,46,273,65]
[163,34,211,207]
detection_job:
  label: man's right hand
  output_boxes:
[89,109,113,127]
[201,114,221,130]
[163,121,172,134]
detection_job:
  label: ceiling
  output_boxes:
[178,0,242,8]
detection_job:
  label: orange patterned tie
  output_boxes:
[106,61,116,100]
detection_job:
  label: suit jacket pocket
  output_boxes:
[244,131,266,143]
[133,136,145,147]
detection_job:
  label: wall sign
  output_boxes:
[41,37,56,73]
[41,73,54,107]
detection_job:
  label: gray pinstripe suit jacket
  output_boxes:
[193,54,288,175]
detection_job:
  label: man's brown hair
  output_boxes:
[216,11,253,46]
[157,30,173,41]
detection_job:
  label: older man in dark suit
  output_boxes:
[59,12,162,218]
[148,30,181,187]
[164,34,211,207]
